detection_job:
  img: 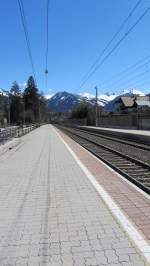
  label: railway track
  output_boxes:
[76,126,150,152]
[57,125,150,194]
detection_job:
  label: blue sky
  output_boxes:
[0,0,150,96]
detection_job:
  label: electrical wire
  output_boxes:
[107,69,150,91]
[101,60,150,90]
[101,54,150,86]
[17,0,37,84]
[121,75,150,91]
[77,0,142,88]
[78,7,150,89]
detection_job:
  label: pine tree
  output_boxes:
[10,81,21,95]
[23,76,39,122]
[10,81,22,124]
[38,92,48,122]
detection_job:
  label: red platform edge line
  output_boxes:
[55,127,150,242]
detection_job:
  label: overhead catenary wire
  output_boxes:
[107,69,150,92]
[78,7,150,90]
[132,78,150,90]
[17,0,37,84]
[101,54,150,86]
[120,75,150,91]
[101,59,150,90]
[100,55,150,93]
[77,0,142,88]
[103,66,150,93]
[45,0,50,90]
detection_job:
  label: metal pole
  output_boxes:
[95,86,98,127]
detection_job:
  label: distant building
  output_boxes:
[135,96,150,111]
[115,96,135,113]
[114,95,150,113]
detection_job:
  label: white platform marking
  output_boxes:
[53,126,150,264]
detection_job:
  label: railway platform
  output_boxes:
[0,125,149,265]
[81,126,150,144]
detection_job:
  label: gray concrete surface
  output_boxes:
[83,126,150,136]
[0,125,147,266]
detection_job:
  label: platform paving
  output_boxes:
[0,125,148,266]
[58,127,150,242]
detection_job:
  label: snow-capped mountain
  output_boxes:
[0,88,7,96]
[47,91,117,112]
[47,90,145,112]
[47,91,82,112]
[45,94,54,100]
[79,92,95,99]
[120,89,145,96]
[79,92,117,107]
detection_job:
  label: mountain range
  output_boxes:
[47,90,145,112]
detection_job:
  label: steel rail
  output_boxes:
[73,126,150,151]
[57,125,150,194]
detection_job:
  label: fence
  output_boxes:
[0,124,40,144]
[98,113,150,130]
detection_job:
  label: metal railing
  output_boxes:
[0,124,40,144]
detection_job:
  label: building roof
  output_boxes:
[120,96,134,107]
[136,100,150,107]
[136,96,150,101]
[115,94,150,110]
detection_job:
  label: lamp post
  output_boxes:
[95,86,98,127]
